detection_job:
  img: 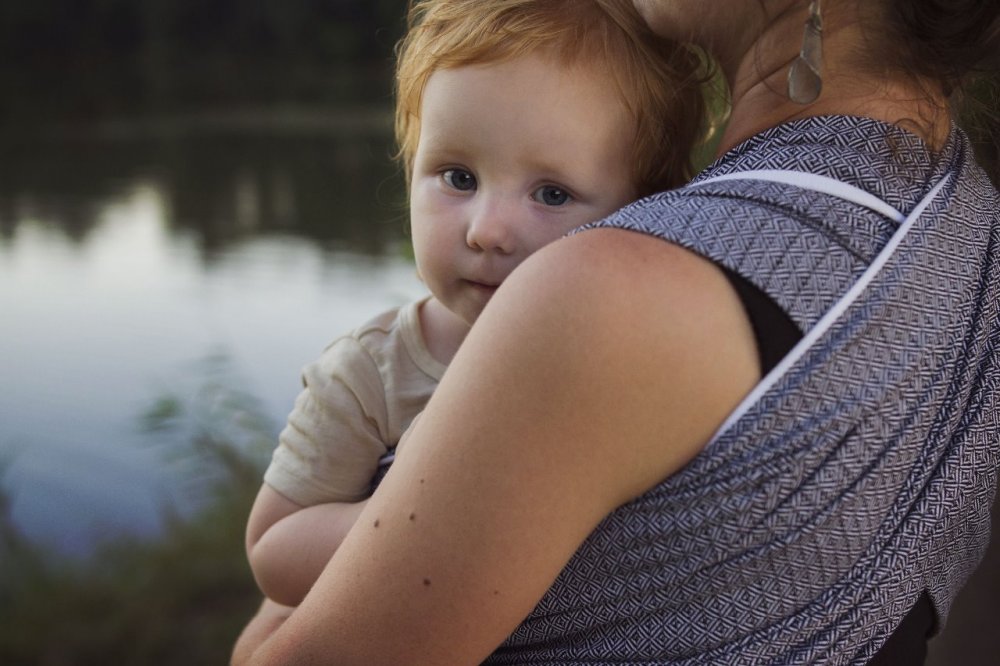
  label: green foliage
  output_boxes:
[0,364,275,665]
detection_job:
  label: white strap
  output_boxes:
[701,171,953,444]
[694,169,906,223]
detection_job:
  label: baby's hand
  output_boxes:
[396,411,424,458]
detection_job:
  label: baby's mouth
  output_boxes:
[464,279,500,295]
[467,279,497,288]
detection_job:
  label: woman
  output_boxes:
[234,0,1000,663]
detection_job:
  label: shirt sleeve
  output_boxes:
[263,336,391,506]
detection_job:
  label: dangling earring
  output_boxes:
[787,0,823,104]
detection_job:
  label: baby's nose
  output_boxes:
[466,199,517,254]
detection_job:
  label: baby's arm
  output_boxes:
[245,485,367,607]
[243,332,395,605]
[245,304,436,605]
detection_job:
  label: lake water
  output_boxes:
[0,120,427,557]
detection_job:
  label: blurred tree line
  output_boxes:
[0,0,994,177]
[0,0,409,128]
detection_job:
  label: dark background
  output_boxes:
[0,0,404,127]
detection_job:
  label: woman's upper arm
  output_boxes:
[247,228,761,665]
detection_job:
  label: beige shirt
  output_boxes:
[264,298,445,505]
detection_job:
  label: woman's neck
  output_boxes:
[713,1,951,157]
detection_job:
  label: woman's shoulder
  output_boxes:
[500,228,762,497]
[581,115,972,333]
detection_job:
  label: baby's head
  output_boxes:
[395,0,707,326]
[395,0,706,196]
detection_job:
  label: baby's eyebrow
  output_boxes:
[417,143,471,164]
[521,152,587,178]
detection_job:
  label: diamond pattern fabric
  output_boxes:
[485,116,1000,665]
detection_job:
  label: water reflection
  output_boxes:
[7,130,403,249]
[0,125,426,557]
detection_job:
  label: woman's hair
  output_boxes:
[393,0,709,197]
[874,0,1000,182]
[881,0,1000,97]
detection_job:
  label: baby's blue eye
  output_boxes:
[534,186,571,206]
[442,169,477,191]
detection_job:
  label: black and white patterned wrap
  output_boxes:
[485,116,1000,665]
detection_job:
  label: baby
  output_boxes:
[244,0,706,607]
